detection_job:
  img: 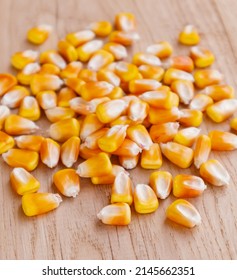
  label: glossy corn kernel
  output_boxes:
[84,128,108,149]
[167,56,194,72]
[149,171,172,199]
[0,131,15,154]
[206,99,237,123]
[166,199,201,228]
[190,46,214,68]
[209,130,237,151]
[114,61,139,82]
[19,96,41,121]
[45,107,75,123]
[30,74,63,95]
[60,136,80,167]
[77,39,103,62]
[110,116,133,127]
[65,78,85,95]
[119,154,140,169]
[189,93,213,112]
[22,193,62,217]
[97,69,120,87]
[39,63,61,75]
[87,21,112,37]
[178,25,200,45]
[129,79,161,95]
[132,52,161,67]
[201,85,234,101]
[174,127,200,147]
[39,50,66,69]
[53,169,80,198]
[80,81,114,101]
[10,167,40,195]
[40,138,60,168]
[88,50,114,71]
[115,12,136,31]
[141,143,162,169]
[66,30,95,47]
[109,30,140,46]
[194,69,222,89]
[0,73,18,96]
[36,90,57,110]
[112,138,141,157]
[27,24,52,45]
[160,142,193,168]
[15,135,44,152]
[171,80,194,105]
[108,86,124,100]
[146,41,173,59]
[179,109,203,127]
[127,124,153,150]
[69,97,93,115]
[200,159,230,186]
[60,62,82,80]
[17,63,41,85]
[149,122,179,143]
[11,50,39,70]
[57,87,77,107]
[58,40,78,62]
[230,118,237,131]
[127,99,149,123]
[103,42,127,60]
[2,148,39,171]
[97,202,131,225]
[78,69,97,83]
[4,114,39,135]
[77,152,112,177]
[134,184,159,214]
[148,107,182,125]
[0,105,10,130]
[163,68,194,85]
[193,135,211,169]
[79,143,104,160]
[1,85,30,108]
[138,65,164,82]
[80,113,104,141]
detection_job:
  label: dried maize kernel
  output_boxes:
[80,81,114,101]
[107,85,124,100]
[65,78,85,95]
[167,56,194,72]
[22,193,62,217]
[66,30,95,47]
[2,148,39,171]
[127,99,149,123]
[60,136,80,167]
[57,87,77,107]
[58,40,78,62]
[85,128,108,149]
[193,135,211,169]
[149,122,180,143]
[201,85,234,101]
[78,69,97,83]
[149,171,172,199]
[45,107,75,123]
[0,73,18,96]
[146,41,173,59]
[179,109,203,127]
[110,116,133,127]
[127,124,153,150]
[206,99,237,123]
[27,24,52,45]
[132,52,161,67]
[88,21,112,37]
[230,118,237,131]
[112,138,141,156]
[80,113,104,141]
[109,30,140,46]
[114,61,139,82]
[134,184,159,214]
[166,199,201,228]
[0,105,10,130]
[30,74,63,95]
[129,79,161,95]
[194,69,222,89]
[148,107,182,125]
[115,12,136,32]
[174,127,200,147]
[178,25,200,45]
[209,130,237,151]
[141,143,162,169]
[103,42,127,60]
[39,50,66,70]
[0,131,15,154]
[10,167,40,195]
[77,152,112,177]
[4,114,39,135]
[36,90,57,110]
[60,62,82,80]
[79,143,104,160]
[1,85,30,108]
[160,142,193,168]
[97,69,120,87]
[53,169,80,198]
[190,46,215,68]
[19,96,40,121]
[88,50,114,71]
[119,154,140,170]
[171,80,194,105]
[39,63,61,75]
[200,159,230,186]
[139,65,164,81]
[15,135,44,152]
[77,40,103,62]
[97,202,131,226]
[69,97,93,115]
[17,63,41,85]
[11,50,39,70]
[189,93,213,112]
[163,68,194,85]
[40,138,60,168]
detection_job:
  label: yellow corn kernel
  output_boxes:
[171,80,194,105]
[88,21,112,37]
[79,143,105,160]
[174,127,200,147]
[80,113,104,141]
[189,93,213,112]
[114,61,139,82]
[190,46,215,68]
[87,50,114,72]
[97,202,131,225]
[193,135,211,169]
[110,115,133,127]
[209,130,237,151]
[0,105,10,130]
[40,50,66,69]
[39,63,61,75]
[146,41,173,58]
[141,143,162,169]
[19,96,41,121]
[77,39,103,62]
[40,138,60,168]
[80,81,114,101]
[22,192,62,217]
[119,154,140,169]
[206,99,237,123]
[11,50,39,70]
[58,40,78,62]
[167,55,194,72]
[97,69,120,86]
[53,169,80,198]
[103,42,127,60]
[200,159,230,186]
[59,62,82,80]
[69,97,93,115]
[115,12,136,31]
[36,90,57,110]
[178,25,200,45]
[129,79,161,95]
[163,68,194,85]
[148,107,182,125]
[230,118,237,131]
[127,124,153,150]
[45,107,75,123]
[60,136,80,168]
[132,52,161,67]
[66,30,95,47]
[194,69,222,89]
[65,78,85,95]
[111,172,133,205]
[134,184,159,214]
[17,63,41,85]
[112,138,141,156]
[30,74,63,95]
[149,122,179,143]
[85,128,108,149]
[201,85,234,101]
[0,131,15,154]
[15,135,44,152]
[4,114,39,135]
[10,167,40,195]
[27,24,52,45]
[109,30,140,46]
[139,65,164,81]
[160,142,193,168]
[78,70,97,84]
[0,73,18,96]
[179,109,203,127]
[166,199,201,228]
[57,87,77,107]
[77,152,112,177]
[2,148,39,171]
[1,85,30,108]
[127,99,149,123]
[149,171,172,199]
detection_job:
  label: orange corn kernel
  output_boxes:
[88,21,112,37]
[77,39,103,62]
[2,148,39,171]
[119,154,140,170]
[27,24,53,45]
[200,159,230,186]
[0,73,18,96]
[30,74,63,95]
[57,87,77,107]
[110,115,133,127]
[40,138,60,168]
[174,127,200,147]
[171,80,194,105]
[10,167,40,195]
[127,124,153,150]
[17,63,41,85]
[97,69,120,87]
[190,46,215,68]
[209,130,237,151]
[66,30,95,47]
[230,118,237,131]
[96,99,126,123]
[0,131,15,154]
[1,85,30,108]
[114,61,139,82]
[85,128,108,149]
[109,87,124,101]
[179,109,203,127]
[39,63,60,75]
[201,85,234,101]
[146,41,173,59]
[80,113,104,141]
[15,135,44,152]
[11,50,39,70]
[168,56,194,72]
[80,81,114,101]
[178,25,200,46]
[140,89,176,109]
[60,136,80,168]
[0,105,10,130]
[129,79,161,95]
[19,96,41,121]
[189,93,213,112]
[22,193,62,217]
[39,50,66,69]
[36,90,57,110]
[149,122,180,143]
[112,138,141,156]
[65,78,85,95]
[88,50,114,71]
[109,30,140,46]
[139,65,165,81]
[193,135,211,169]
[45,107,75,123]
[160,142,193,168]
[127,99,149,123]
[53,169,80,197]
[58,40,78,62]
[149,171,172,199]
[115,12,136,32]
[141,143,162,169]
[79,143,103,160]
[194,69,222,89]
[103,42,128,60]
[60,61,82,79]
[148,107,182,125]
[132,52,161,67]
[166,199,201,228]
[78,69,98,83]
[163,68,194,85]
[4,114,39,135]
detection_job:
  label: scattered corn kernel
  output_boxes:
[27,24,53,45]
[45,107,75,123]
[139,65,164,81]
[171,80,194,105]
[132,52,161,67]
[119,154,140,170]
[17,62,41,85]
[109,30,140,46]
[15,135,44,152]
[84,127,108,150]
[65,77,85,95]
[115,12,136,32]
[0,73,18,96]
[201,85,234,101]
[112,138,141,157]
[88,50,114,71]
[80,81,114,101]
[80,113,104,141]
[127,99,149,123]
[58,40,78,62]
[230,118,237,131]
[0,131,15,154]
[149,171,172,199]
[193,135,211,169]
[60,136,80,168]
[141,143,162,169]
[39,63,61,75]
[190,46,215,68]
[148,107,182,125]
[163,68,194,85]
[1,85,30,108]
[178,25,200,46]
[209,130,237,151]
[40,138,60,168]
[103,42,128,60]
[19,96,41,121]
[57,87,77,107]
[129,79,161,95]
[66,30,95,47]
[11,50,39,70]
[40,50,66,69]
[79,143,104,160]
[88,21,112,37]
[167,56,194,72]
[96,99,126,123]
[146,41,173,58]
[179,109,203,127]
[36,90,57,110]
[0,105,10,130]
[127,124,153,150]
[69,97,93,115]
[149,122,179,143]
[194,69,222,89]
[97,69,120,87]
[174,127,200,147]
[189,93,213,112]
[77,39,103,62]
[30,74,63,95]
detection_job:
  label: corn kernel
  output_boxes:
[167,56,194,72]
[27,24,53,45]
[30,74,63,95]
[0,105,10,130]
[132,52,161,67]
[163,68,194,85]
[193,135,211,169]
[65,78,85,95]
[148,107,182,125]
[103,42,128,60]
[40,138,60,168]
[97,69,120,87]
[209,130,237,151]
[69,97,93,115]
[201,85,234,101]
[84,128,108,149]
[0,131,15,154]
[129,79,161,95]
[171,80,194,105]
[119,154,140,170]
[112,138,141,156]
[15,135,44,152]
[230,118,237,131]
[127,124,153,150]
[189,93,213,112]
[109,30,140,46]
[80,81,114,101]
[141,143,162,169]
[88,21,112,37]
[17,63,41,85]
[40,50,66,69]
[190,46,214,68]
[127,99,149,123]
[194,69,222,89]
[36,90,57,110]
[66,30,95,47]
[11,50,39,70]
[60,62,82,80]
[39,63,61,75]
[0,73,18,96]
[57,87,77,107]
[58,40,78,62]
[146,41,173,58]
[178,25,200,45]
[139,65,164,81]
[80,113,104,141]
[174,127,200,147]
[77,40,103,62]
[45,107,75,123]
[114,61,139,82]
[110,115,133,127]
[1,85,30,108]
[88,50,114,71]
[60,136,80,168]
[179,109,203,127]
[115,12,136,32]
[79,143,105,160]
[149,122,180,143]
[19,96,41,121]
[78,69,97,83]
[149,171,172,199]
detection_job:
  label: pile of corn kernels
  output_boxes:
[0,12,236,228]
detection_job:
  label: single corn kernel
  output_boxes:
[27,24,53,45]
[22,193,62,217]
[129,79,161,95]
[66,30,95,47]
[139,65,165,81]
[57,87,77,107]
[39,63,61,75]
[58,40,78,62]
[178,25,200,45]
[160,142,193,168]
[60,61,82,79]
[114,61,139,82]
[115,12,136,32]
[0,73,18,96]
[0,131,15,154]
[132,52,161,67]
[1,85,30,108]
[163,68,194,85]
[148,107,182,125]
[103,42,128,60]
[112,138,141,156]
[97,202,131,226]
[88,50,114,71]
[65,78,85,95]
[209,130,237,151]
[201,85,234,101]
[15,135,44,152]
[149,171,172,199]
[79,143,105,160]
[150,122,180,143]
[167,56,194,72]
[200,159,230,186]
[141,143,162,169]
[171,80,194,105]
[78,69,98,83]
[109,30,140,46]
[174,127,200,147]
[77,152,112,177]
[80,81,114,101]
[230,118,237,131]
[77,40,103,62]
[134,184,159,214]
[97,69,120,87]
[146,41,173,58]
[69,97,93,115]
[127,99,149,123]
[4,114,39,135]
[127,124,153,150]
[40,50,66,69]
[190,46,215,68]
[194,69,222,89]
[189,93,214,112]
[2,148,39,171]
[166,199,201,228]
[11,50,39,70]
[53,169,80,198]
[10,167,40,195]
[17,63,41,85]
[107,86,124,100]
[40,138,60,168]
[96,99,126,123]
[30,74,63,95]
[85,128,109,149]
[206,99,237,123]
[110,115,133,127]
[80,113,104,141]
[19,96,41,121]
[119,154,140,170]
[179,109,203,127]
[36,90,57,110]
[88,21,112,37]
[0,105,10,130]
[45,107,75,123]
[60,136,80,168]
[193,135,211,169]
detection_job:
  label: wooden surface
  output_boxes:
[0,0,237,260]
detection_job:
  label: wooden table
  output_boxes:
[0,0,237,260]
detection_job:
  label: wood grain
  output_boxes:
[0,0,237,260]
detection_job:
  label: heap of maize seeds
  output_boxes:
[0,13,236,228]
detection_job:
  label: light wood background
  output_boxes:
[0,0,237,260]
